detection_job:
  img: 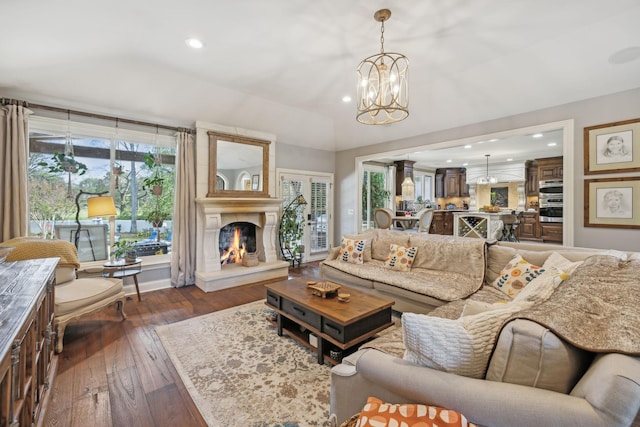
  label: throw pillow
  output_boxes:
[402,302,530,378]
[383,244,417,272]
[344,231,375,262]
[491,254,545,298]
[338,238,366,264]
[355,396,478,427]
[513,252,583,304]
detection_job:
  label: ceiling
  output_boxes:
[1,1,640,152]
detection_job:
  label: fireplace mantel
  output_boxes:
[194,197,289,291]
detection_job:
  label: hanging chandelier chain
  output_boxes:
[380,19,385,54]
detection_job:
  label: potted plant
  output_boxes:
[112,240,138,261]
[142,152,164,195]
[145,209,169,228]
[38,152,89,198]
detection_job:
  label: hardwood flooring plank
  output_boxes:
[106,366,155,427]
[69,388,112,427]
[146,383,207,427]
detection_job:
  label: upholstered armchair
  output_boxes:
[3,237,126,353]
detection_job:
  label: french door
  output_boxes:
[278,170,333,262]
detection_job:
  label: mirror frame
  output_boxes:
[207,131,270,198]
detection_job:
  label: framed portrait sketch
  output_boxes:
[584,177,640,228]
[251,174,260,191]
[584,118,640,174]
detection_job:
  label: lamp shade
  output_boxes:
[401,177,415,201]
[87,196,116,218]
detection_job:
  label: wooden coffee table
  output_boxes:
[265,278,395,365]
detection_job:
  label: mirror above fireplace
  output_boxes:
[207,131,270,198]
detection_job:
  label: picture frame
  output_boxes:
[251,174,260,191]
[584,118,640,174]
[584,177,640,228]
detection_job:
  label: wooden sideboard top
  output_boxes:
[0,257,58,359]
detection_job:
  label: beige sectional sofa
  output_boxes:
[322,230,640,427]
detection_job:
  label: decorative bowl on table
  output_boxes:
[0,246,14,263]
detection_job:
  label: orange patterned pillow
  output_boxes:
[355,396,477,427]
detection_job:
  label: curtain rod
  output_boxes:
[3,98,195,134]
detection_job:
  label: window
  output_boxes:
[362,163,392,230]
[28,116,176,262]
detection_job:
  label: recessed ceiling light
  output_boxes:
[489,139,499,142]
[464,145,472,149]
[532,133,543,138]
[342,95,352,103]
[462,162,468,166]
[477,141,485,144]
[609,46,640,64]
[446,159,452,163]
[547,142,557,147]
[185,38,204,49]
[506,158,513,162]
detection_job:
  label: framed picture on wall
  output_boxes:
[584,177,640,228]
[251,174,260,190]
[584,118,640,174]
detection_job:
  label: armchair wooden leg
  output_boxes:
[116,299,127,320]
[55,323,67,354]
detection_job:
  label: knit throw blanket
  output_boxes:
[509,255,640,355]
[2,237,80,269]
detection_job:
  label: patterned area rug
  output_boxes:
[155,300,332,427]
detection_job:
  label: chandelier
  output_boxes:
[477,154,498,185]
[356,9,409,125]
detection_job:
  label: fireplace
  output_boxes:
[219,222,256,265]
[195,197,289,291]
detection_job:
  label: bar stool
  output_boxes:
[500,214,519,242]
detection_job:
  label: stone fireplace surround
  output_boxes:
[195,197,289,292]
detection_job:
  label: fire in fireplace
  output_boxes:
[219,222,256,265]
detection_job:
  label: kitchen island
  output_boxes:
[452,211,514,240]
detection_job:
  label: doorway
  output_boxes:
[277,170,333,262]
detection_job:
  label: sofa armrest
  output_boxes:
[331,348,638,427]
[324,246,340,261]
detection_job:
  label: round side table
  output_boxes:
[103,258,142,302]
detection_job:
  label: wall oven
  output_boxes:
[539,179,563,223]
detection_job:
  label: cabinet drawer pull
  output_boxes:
[325,323,341,334]
[293,306,306,316]
[267,294,279,303]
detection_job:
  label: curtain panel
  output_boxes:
[0,104,32,242]
[170,131,196,287]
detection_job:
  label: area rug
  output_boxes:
[155,300,333,427]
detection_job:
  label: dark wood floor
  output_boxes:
[44,262,320,427]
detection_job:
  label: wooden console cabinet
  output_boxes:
[517,211,541,241]
[0,258,58,427]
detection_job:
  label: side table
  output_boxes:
[104,258,142,302]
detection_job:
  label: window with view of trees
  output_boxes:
[27,116,176,261]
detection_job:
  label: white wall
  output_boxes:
[334,87,640,252]
[275,142,335,173]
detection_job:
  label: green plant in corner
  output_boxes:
[112,240,138,260]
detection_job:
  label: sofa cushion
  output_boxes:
[55,277,123,316]
[402,302,530,378]
[383,244,417,271]
[338,238,366,264]
[460,300,509,317]
[486,319,593,393]
[354,396,478,427]
[491,254,545,297]
[371,230,410,261]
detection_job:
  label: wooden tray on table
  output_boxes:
[307,280,341,298]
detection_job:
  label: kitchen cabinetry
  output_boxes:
[525,161,539,196]
[435,172,444,198]
[537,156,563,180]
[429,211,456,235]
[540,222,563,243]
[394,160,415,196]
[0,258,58,427]
[436,168,468,197]
[517,211,540,241]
